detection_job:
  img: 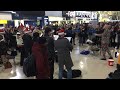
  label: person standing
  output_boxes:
[117,26,120,49]
[72,26,76,45]
[22,29,32,58]
[21,28,32,66]
[54,29,73,79]
[96,23,113,60]
[78,25,83,45]
[65,27,73,44]
[44,27,55,79]
[32,37,50,79]
[110,26,116,48]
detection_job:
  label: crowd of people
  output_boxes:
[0,21,120,79]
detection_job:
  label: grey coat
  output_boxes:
[54,37,73,70]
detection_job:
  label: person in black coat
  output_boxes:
[117,27,120,49]
[9,33,17,49]
[78,26,86,46]
[20,32,32,66]
[44,27,55,79]
[110,26,116,48]
[22,32,33,58]
[95,25,104,47]
[65,27,73,44]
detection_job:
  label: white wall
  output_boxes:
[45,11,62,17]
[0,13,12,20]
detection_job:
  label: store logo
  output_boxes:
[66,11,91,18]
[66,11,76,17]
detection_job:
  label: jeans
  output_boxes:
[48,58,54,79]
[59,65,72,79]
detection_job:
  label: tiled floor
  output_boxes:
[0,41,117,79]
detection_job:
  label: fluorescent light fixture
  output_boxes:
[2,11,16,14]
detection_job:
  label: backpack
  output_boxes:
[80,50,90,55]
[23,54,36,77]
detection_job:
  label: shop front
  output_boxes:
[48,16,63,25]
[45,11,63,26]
[12,13,37,27]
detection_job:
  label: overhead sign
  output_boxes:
[66,11,97,19]
[0,20,7,24]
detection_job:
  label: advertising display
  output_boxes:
[0,20,7,24]
[42,16,49,27]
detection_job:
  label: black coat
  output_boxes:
[54,38,73,70]
[110,30,116,38]
[0,41,8,56]
[22,34,33,49]
[78,30,87,37]
[117,31,120,43]
[9,33,17,48]
[44,34,55,59]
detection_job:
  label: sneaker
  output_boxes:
[109,57,113,59]
[101,58,106,60]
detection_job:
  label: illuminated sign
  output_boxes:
[0,20,7,24]
[66,11,97,19]
[66,11,76,17]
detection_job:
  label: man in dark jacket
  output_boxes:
[22,32,32,57]
[54,29,73,79]
[21,32,32,66]
[44,27,55,79]
[65,27,73,44]
[117,27,120,49]
[110,26,116,47]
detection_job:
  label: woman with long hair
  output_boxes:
[32,37,50,79]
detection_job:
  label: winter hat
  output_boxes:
[24,27,32,34]
[17,32,21,35]
[58,29,66,36]
[0,27,5,34]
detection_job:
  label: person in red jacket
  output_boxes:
[32,37,50,79]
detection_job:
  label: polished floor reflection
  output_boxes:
[0,41,117,79]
